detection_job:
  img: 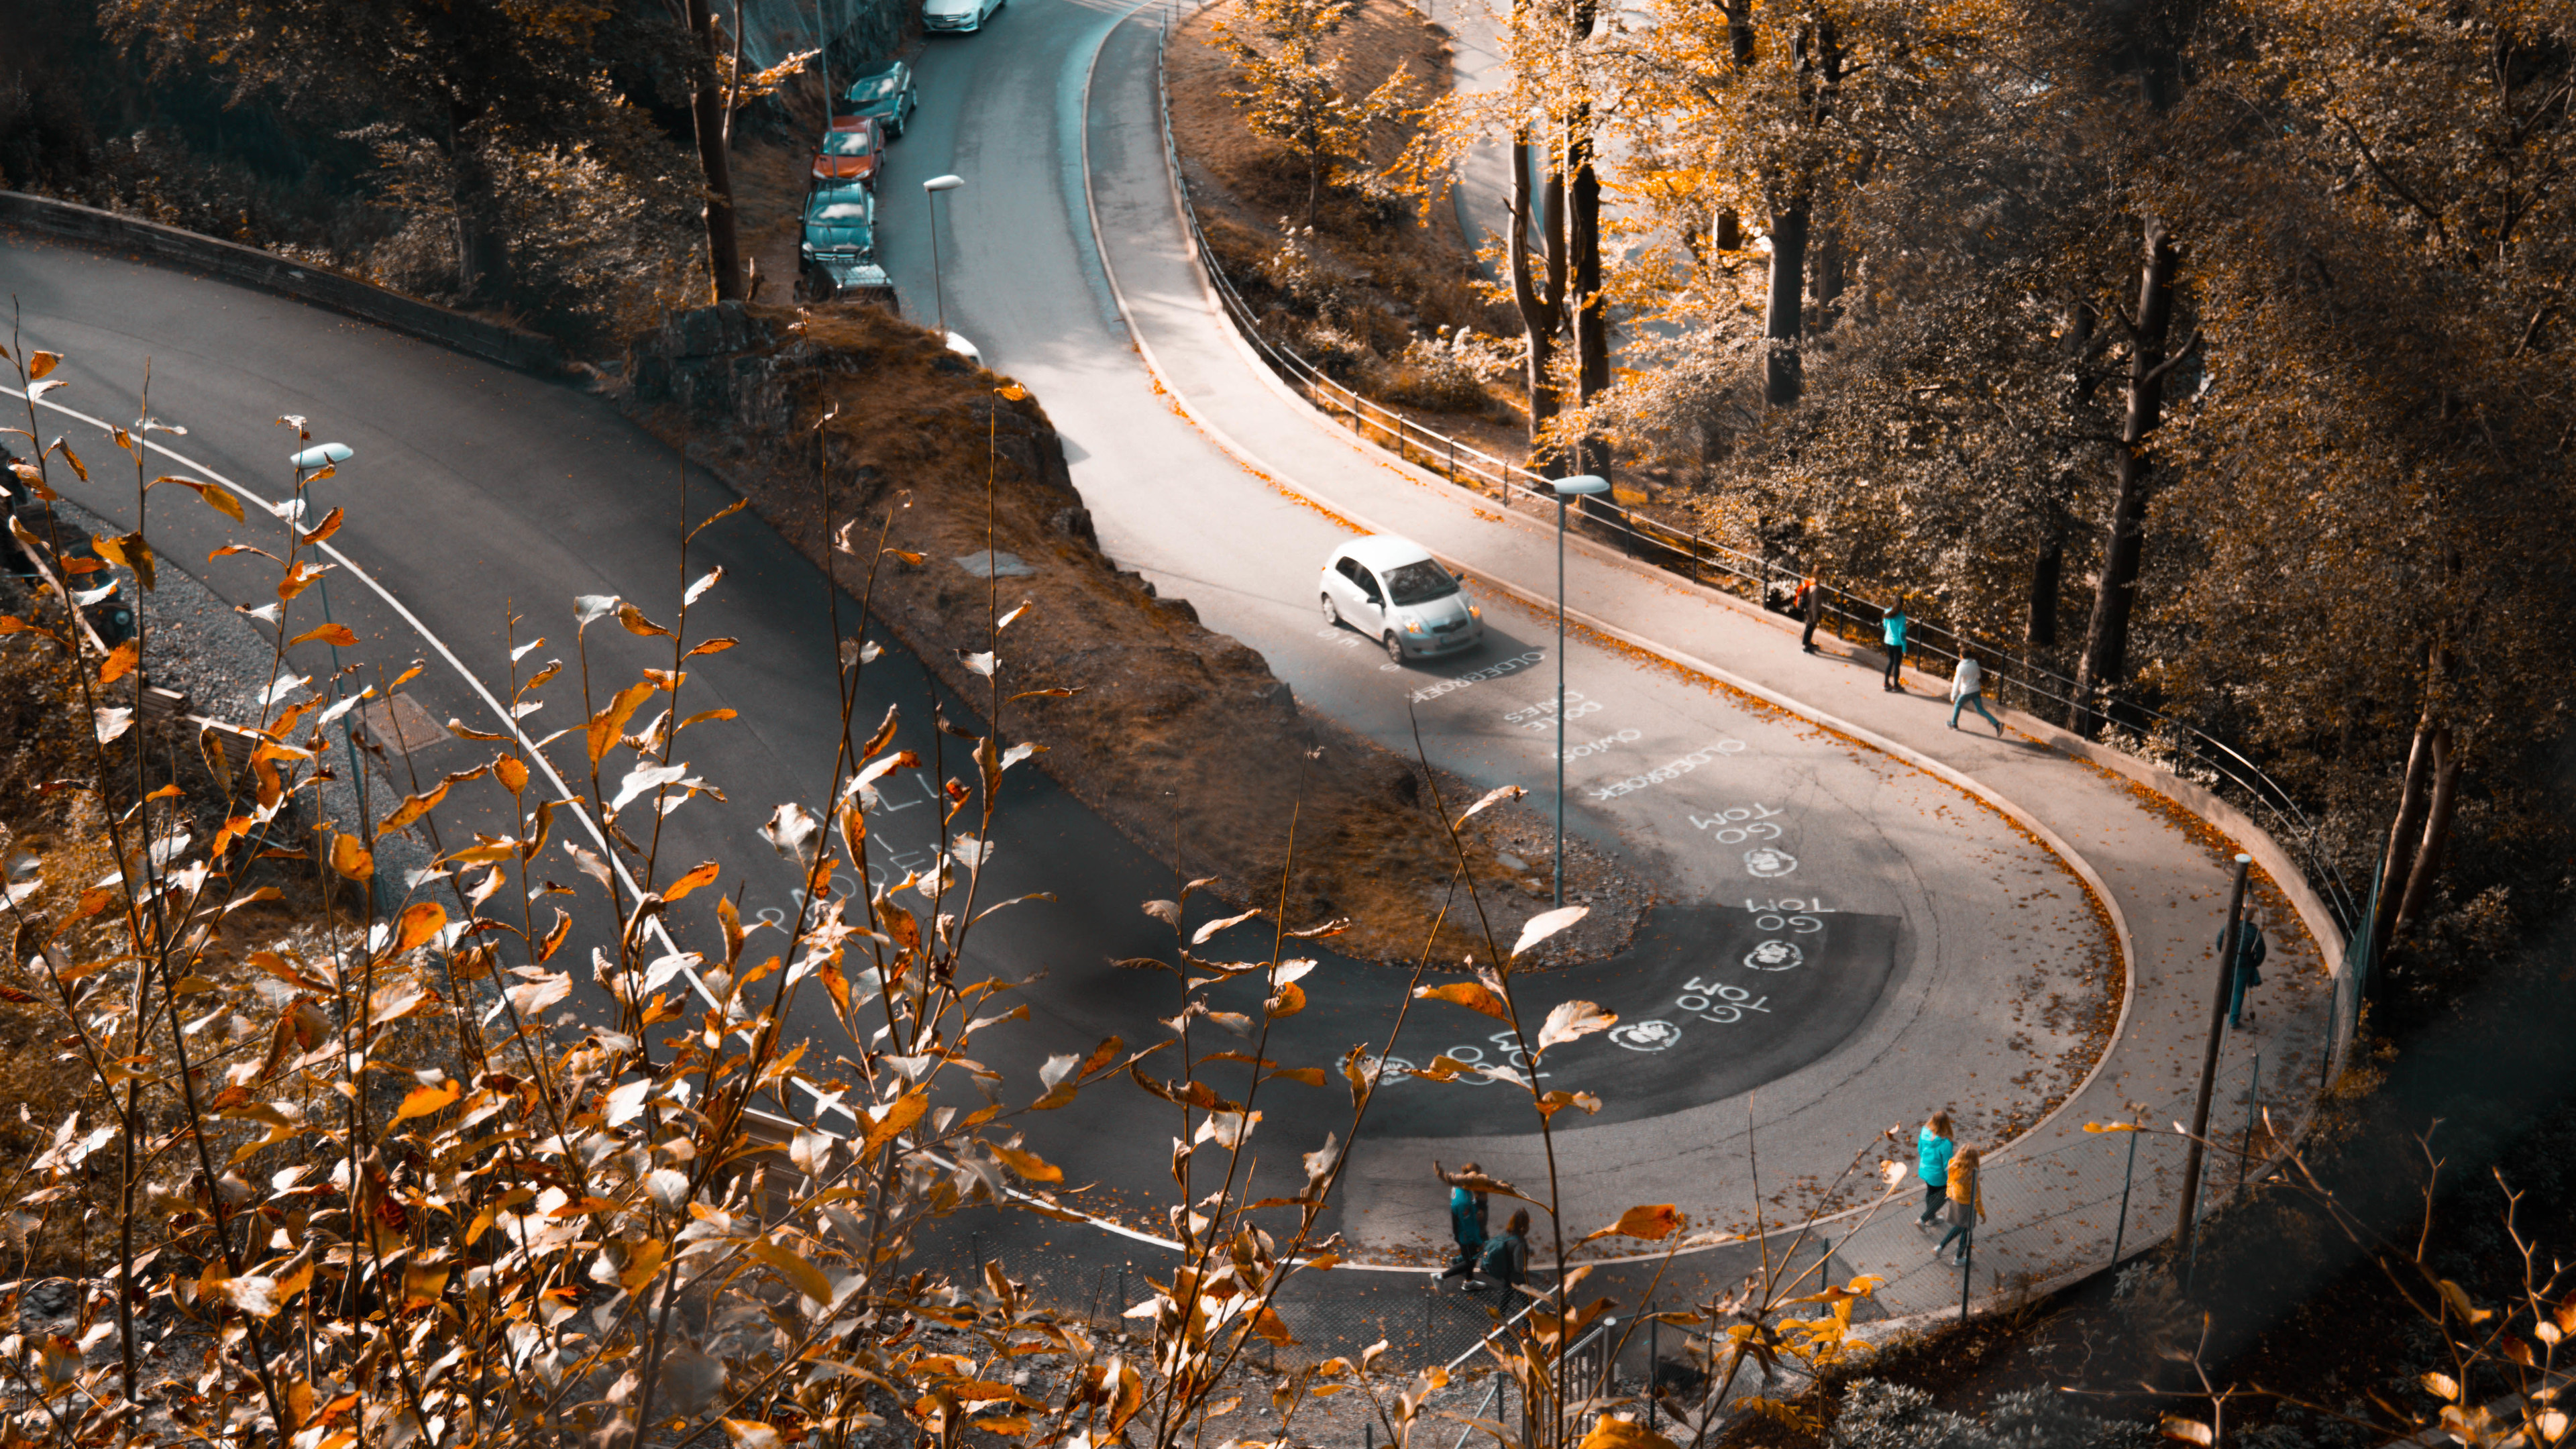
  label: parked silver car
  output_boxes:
[1319,534,1483,663]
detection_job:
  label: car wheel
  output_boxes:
[1321,593,1340,625]
[1383,633,1407,665]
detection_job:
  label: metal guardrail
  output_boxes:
[1144,12,2360,939]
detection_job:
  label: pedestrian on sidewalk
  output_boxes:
[1795,574,1824,653]
[1914,1111,1956,1224]
[1437,1162,1489,1283]
[2222,909,2269,1030]
[1475,1208,1532,1303]
[1881,603,1910,690]
[1933,1146,1986,1266]
[1949,655,2004,736]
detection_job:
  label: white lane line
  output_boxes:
[23,390,626,865]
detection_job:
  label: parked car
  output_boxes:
[811,115,884,186]
[0,450,137,646]
[799,180,897,308]
[924,0,1004,32]
[1318,535,1482,663]
[842,60,918,139]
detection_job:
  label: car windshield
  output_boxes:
[822,128,873,155]
[1381,559,1459,605]
[847,68,900,99]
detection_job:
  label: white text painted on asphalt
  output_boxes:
[1409,651,1546,703]
[1587,740,1746,800]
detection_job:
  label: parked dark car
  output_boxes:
[0,447,138,646]
[799,180,897,308]
[842,60,918,139]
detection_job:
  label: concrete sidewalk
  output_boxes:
[1084,7,2338,1318]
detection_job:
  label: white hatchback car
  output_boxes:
[1319,535,1483,663]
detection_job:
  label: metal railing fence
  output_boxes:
[1144,5,2360,945]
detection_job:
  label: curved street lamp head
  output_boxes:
[290,443,354,470]
[923,174,966,193]
[1552,474,1611,498]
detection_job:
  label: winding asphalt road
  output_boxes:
[3,0,2141,1286]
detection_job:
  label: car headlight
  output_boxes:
[800,242,813,258]
[1468,604,1481,619]
[1404,619,1424,635]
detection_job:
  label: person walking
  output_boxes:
[1914,1112,1956,1224]
[1881,604,1909,690]
[1438,1163,1489,1283]
[1795,574,1825,653]
[1933,1146,1986,1267]
[1477,1207,1532,1300]
[1949,655,2004,735]
[2222,909,2269,1030]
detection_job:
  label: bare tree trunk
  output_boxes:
[2026,531,2063,648]
[1509,133,1567,475]
[1568,113,1609,479]
[1809,213,1846,328]
[2073,215,2179,729]
[2391,726,2461,938]
[687,0,745,303]
[2367,722,2436,971]
[1762,193,1810,406]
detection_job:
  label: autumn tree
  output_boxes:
[101,0,635,302]
[2146,0,2576,973]
[1214,0,1413,233]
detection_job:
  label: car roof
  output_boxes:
[1336,534,1438,572]
[826,115,879,133]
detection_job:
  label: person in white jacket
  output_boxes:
[1950,655,2003,735]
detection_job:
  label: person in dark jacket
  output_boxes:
[1479,1208,1532,1297]
[2223,910,2269,1029]
[1438,1162,1489,1282]
[1795,575,1824,653]
[1915,1111,1956,1224]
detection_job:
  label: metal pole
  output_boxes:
[2110,1126,2139,1266]
[929,197,948,339]
[1555,493,1568,907]
[2174,854,2253,1249]
[2238,1049,2261,1194]
[1647,1318,1658,1431]
[1960,1232,1972,1320]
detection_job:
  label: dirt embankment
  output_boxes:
[622,301,1646,964]
[1167,0,1532,463]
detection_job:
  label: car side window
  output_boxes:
[1356,568,1383,601]
[1335,558,1362,586]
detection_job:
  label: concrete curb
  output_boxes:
[1,191,576,379]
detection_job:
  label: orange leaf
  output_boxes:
[329,834,373,882]
[663,860,720,902]
[393,1080,461,1123]
[1580,1204,1684,1244]
[1413,981,1510,1020]
[989,1142,1063,1183]
[289,623,358,649]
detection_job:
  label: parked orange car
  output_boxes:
[811,115,884,186]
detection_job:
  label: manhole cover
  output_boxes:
[354,692,455,755]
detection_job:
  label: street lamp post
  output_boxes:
[1549,474,1610,906]
[922,174,965,341]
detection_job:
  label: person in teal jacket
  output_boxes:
[1438,1162,1489,1282]
[1915,1110,1955,1224]
[1882,605,1909,690]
